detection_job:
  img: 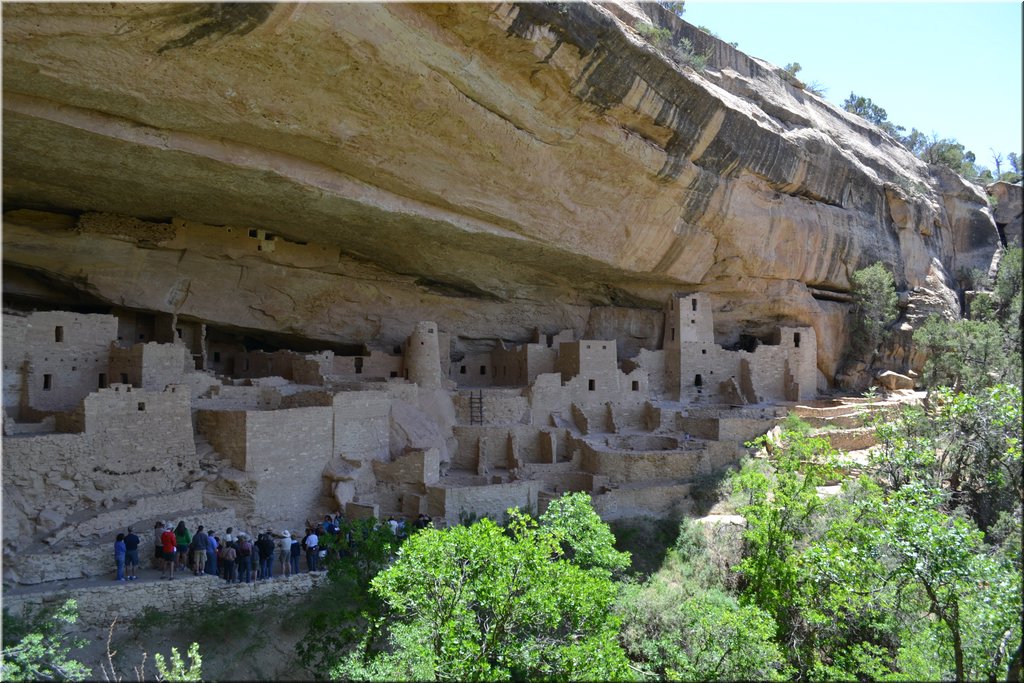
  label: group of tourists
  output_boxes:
[112,512,434,583]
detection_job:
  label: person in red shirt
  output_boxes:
[160,525,178,580]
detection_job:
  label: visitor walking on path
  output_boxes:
[123,527,140,580]
[114,533,127,582]
[160,524,178,580]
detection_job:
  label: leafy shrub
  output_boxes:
[636,23,671,49]
[1,599,91,681]
[849,262,898,361]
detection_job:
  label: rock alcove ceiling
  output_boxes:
[2,1,1001,379]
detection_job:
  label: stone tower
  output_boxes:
[663,292,715,402]
[404,321,444,388]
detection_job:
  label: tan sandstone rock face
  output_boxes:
[987,181,1022,248]
[1,2,1001,381]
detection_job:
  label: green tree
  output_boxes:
[849,262,899,361]
[1,599,91,681]
[913,316,1005,391]
[843,92,905,138]
[539,491,631,576]
[334,498,632,681]
[617,520,789,681]
[878,483,1021,682]
[733,428,840,649]
[914,247,1021,392]
[869,385,1022,531]
[297,518,399,677]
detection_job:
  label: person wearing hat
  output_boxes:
[277,530,292,578]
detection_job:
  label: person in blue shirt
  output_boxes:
[206,531,219,576]
[114,533,127,582]
[123,527,141,581]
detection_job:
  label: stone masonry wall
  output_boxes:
[4,311,117,416]
[427,480,541,522]
[333,390,391,457]
[4,387,198,538]
[244,406,333,527]
[2,571,329,634]
[196,410,247,470]
[591,482,695,520]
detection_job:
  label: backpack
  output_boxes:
[238,540,252,557]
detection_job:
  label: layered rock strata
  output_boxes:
[1,1,1002,383]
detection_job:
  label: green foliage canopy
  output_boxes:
[333,495,632,681]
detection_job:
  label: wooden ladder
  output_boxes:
[469,390,484,425]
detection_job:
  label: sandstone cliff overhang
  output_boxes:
[1,2,1001,379]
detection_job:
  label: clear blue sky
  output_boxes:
[684,1,1022,173]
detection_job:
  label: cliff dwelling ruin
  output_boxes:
[1,0,1013,608]
[2,288,816,586]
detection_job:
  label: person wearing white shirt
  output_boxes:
[304,528,319,572]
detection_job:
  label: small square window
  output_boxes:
[588,379,596,391]
[138,402,146,411]
[460,366,467,375]
[631,381,639,391]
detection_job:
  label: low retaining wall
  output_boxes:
[3,572,329,632]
